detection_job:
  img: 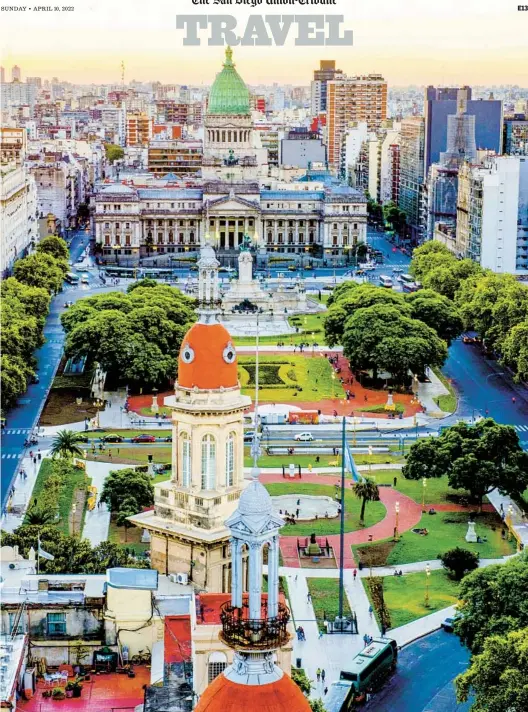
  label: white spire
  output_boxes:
[197,240,221,324]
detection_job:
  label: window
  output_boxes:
[208,654,227,683]
[201,434,216,489]
[214,497,221,506]
[195,497,204,507]
[8,612,25,635]
[226,433,235,487]
[160,489,169,498]
[182,432,191,487]
[47,612,66,635]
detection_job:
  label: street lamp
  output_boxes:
[352,416,358,447]
[422,477,427,513]
[311,331,315,357]
[506,504,514,539]
[331,371,336,399]
[394,501,400,541]
[93,398,104,428]
[424,563,431,608]
[368,445,373,476]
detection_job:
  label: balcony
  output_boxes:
[219,600,290,651]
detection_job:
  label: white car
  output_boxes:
[294,432,314,442]
[392,266,404,273]
[359,262,376,271]
[81,275,89,284]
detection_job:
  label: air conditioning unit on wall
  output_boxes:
[169,572,189,585]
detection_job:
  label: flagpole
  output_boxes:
[338,415,346,622]
[37,534,40,575]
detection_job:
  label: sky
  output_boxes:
[0,0,527,86]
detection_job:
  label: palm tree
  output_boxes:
[25,507,55,526]
[352,477,380,524]
[50,429,85,460]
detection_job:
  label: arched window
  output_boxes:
[201,434,216,490]
[181,432,191,487]
[208,652,227,683]
[226,433,235,487]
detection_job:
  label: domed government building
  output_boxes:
[92,47,367,266]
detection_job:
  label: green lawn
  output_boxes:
[364,570,460,629]
[108,514,149,555]
[307,577,352,632]
[353,511,515,567]
[28,458,90,535]
[86,445,173,464]
[238,354,336,401]
[264,482,386,535]
[83,428,172,440]
[243,449,405,469]
[234,312,328,346]
[432,367,458,413]
[371,470,463,505]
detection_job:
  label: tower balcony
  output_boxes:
[219,600,290,651]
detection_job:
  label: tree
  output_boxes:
[341,304,447,383]
[309,700,326,712]
[116,497,141,541]
[326,280,358,308]
[455,627,528,712]
[440,547,479,581]
[36,235,69,262]
[325,284,408,346]
[50,430,85,460]
[0,524,145,574]
[0,355,29,410]
[61,285,196,388]
[405,289,464,345]
[291,667,313,696]
[409,242,455,282]
[454,555,528,654]
[104,143,124,163]
[352,478,380,523]
[383,201,407,235]
[24,507,56,526]
[100,468,154,513]
[13,252,67,294]
[501,319,528,382]
[127,278,158,292]
[403,419,528,510]
[422,259,482,300]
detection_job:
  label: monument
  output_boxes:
[465,519,478,543]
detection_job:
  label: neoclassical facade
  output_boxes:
[92,47,367,263]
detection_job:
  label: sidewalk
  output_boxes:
[487,488,528,548]
[81,461,131,546]
[1,452,48,533]
[416,368,450,418]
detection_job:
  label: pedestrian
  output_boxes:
[369,605,373,618]
[307,592,312,604]
[318,628,323,639]
[363,633,368,646]
[321,669,325,683]
[316,668,321,682]
[381,623,386,637]
[324,687,328,696]
[353,568,357,581]
[296,508,300,518]
[33,457,37,465]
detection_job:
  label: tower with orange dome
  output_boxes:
[130,241,252,593]
[192,471,311,712]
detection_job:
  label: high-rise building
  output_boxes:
[327,74,388,168]
[398,116,425,242]
[456,156,528,274]
[424,86,502,174]
[503,114,528,156]
[310,59,342,115]
[126,111,153,146]
[339,122,369,186]
[11,65,21,82]
[0,67,5,84]
[425,98,478,241]
[26,76,42,88]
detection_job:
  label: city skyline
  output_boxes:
[1,0,527,86]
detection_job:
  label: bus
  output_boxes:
[330,639,398,708]
[379,275,393,288]
[65,272,80,284]
[400,274,420,292]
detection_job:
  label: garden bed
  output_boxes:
[306,577,352,632]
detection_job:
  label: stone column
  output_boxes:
[249,541,262,620]
[231,537,242,608]
[267,536,279,619]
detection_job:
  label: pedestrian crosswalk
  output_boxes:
[3,428,31,435]
[513,425,528,432]
[1,453,21,459]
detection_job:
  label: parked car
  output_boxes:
[294,432,314,442]
[441,615,461,632]
[132,433,156,443]
[31,374,40,384]
[102,433,124,443]
[244,431,256,443]
[392,266,404,273]
[81,276,90,284]
[164,436,173,442]
[76,434,89,443]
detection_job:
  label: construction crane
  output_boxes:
[121,60,125,87]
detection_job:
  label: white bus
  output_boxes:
[400,274,420,292]
[379,275,393,288]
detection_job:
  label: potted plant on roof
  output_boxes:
[65,683,74,699]
[72,679,83,698]
[52,686,66,701]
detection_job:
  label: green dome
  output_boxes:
[207,47,250,116]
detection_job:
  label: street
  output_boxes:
[364,629,472,712]
[3,227,528,506]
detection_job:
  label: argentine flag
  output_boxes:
[344,440,364,483]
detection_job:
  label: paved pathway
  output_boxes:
[81,461,130,546]
[1,452,48,533]
[261,472,422,568]
[417,368,450,418]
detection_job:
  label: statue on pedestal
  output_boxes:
[465,520,478,543]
